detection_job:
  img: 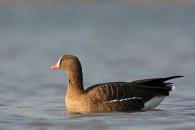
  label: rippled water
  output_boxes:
[0,3,195,130]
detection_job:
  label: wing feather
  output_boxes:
[86,76,183,111]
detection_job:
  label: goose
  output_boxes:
[51,54,183,114]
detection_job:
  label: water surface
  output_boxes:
[0,3,195,130]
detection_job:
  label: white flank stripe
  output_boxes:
[106,97,141,103]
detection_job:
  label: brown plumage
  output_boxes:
[51,54,183,114]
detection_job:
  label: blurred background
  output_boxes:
[0,1,195,130]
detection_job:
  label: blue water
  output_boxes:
[0,3,195,130]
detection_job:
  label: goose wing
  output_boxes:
[86,76,183,111]
[86,82,145,111]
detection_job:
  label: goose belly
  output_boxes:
[142,96,166,110]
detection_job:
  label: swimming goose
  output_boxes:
[51,54,183,114]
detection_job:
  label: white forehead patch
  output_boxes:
[56,56,62,67]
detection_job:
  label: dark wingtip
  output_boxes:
[163,76,184,81]
[176,75,184,77]
[169,76,184,78]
